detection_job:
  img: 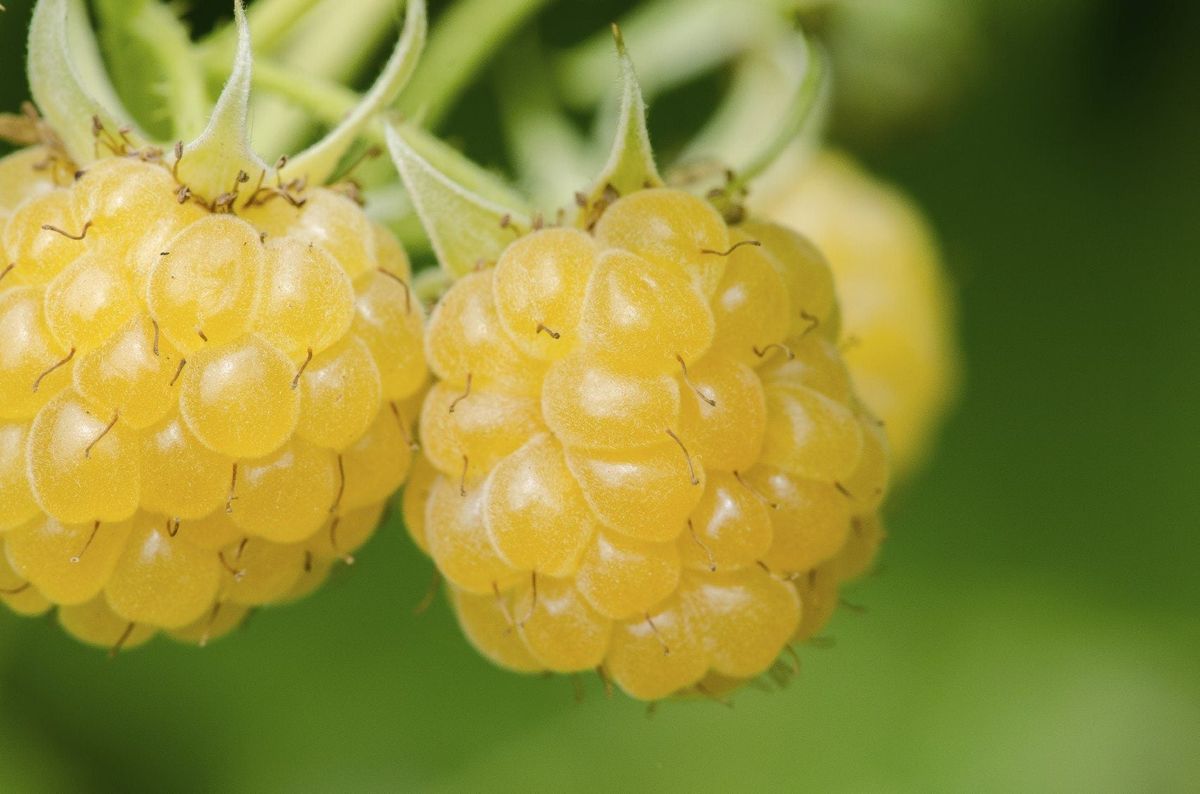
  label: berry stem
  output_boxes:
[554,0,782,111]
[214,54,360,131]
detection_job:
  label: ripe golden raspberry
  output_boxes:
[0,0,429,650]
[0,148,425,649]
[759,151,958,477]
[403,188,887,700]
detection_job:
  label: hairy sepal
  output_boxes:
[28,0,144,165]
[386,119,531,278]
[281,0,427,187]
[576,25,662,219]
[172,1,269,203]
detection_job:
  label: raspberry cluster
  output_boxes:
[404,188,887,699]
[0,147,424,649]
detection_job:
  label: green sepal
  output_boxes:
[172,1,268,204]
[27,0,143,165]
[576,25,663,217]
[385,118,531,278]
[280,0,426,187]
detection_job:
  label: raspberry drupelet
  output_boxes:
[404,187,887,700]
[0,146,425,649]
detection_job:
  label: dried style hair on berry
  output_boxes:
[0,0,430,650]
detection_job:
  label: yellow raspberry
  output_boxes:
[404,187,888,700]
[0,150,425,649]
[0,0,431,650]
[758,150,959,477]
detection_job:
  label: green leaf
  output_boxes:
[27,0,140,165]
[577,25,663,215]
[281,0,426,187]
[385,118,530,278]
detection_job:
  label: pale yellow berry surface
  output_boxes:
[0,147,425,649]
[405,187,889,699]
[758,151,959,477]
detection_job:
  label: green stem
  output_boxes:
[270,0,404,83]
[201,0,550,151]
[259,0,406,155]
[233,55,360,127]
[203,53,403,161]
[397,0,552,128]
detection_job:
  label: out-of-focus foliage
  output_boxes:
[801,0,982,140]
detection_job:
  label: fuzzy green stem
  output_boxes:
[397,0,552,128]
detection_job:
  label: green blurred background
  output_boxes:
[1,0,1198,790]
